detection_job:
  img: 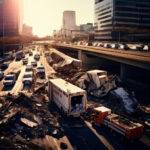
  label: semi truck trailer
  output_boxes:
[49,78,87,117]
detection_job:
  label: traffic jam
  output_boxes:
[0,45,45,95]
[0,44,149,150]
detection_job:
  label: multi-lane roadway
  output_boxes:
[0,44,149,150]
[0,45,55,96]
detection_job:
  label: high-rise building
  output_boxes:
[63,11,76,31]
[62,11,77,37]
[0,0,23,37]
[22,24,33,36]
[94,0,150,42]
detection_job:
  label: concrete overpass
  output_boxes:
[51,43,150,81]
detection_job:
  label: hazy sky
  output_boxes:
[23,0,94,37]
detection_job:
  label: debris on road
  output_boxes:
[0,90,71,150]
[76,70,116,97]
[45,48,82,79]
[83,105,144,140]
[140,106,150,114]
[20,118,38,128]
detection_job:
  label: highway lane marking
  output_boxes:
[84,121,115,150]
[11,66,25,95]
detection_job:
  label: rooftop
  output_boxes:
[50,78,85,94]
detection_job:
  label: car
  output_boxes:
[25,65,33,72]
[111,43,119,49]
[22,53,25,58]
[22,58,28,65]
[23,72,34,87]
[34,54,40,61]
[74,42,77,45]
[143,45,150,52]
[137,45,144,51]
[31,60,37,67]
[145,119,150,130]
[16,51,25,61]
[85,42,92,46]
[130,45,142,51]
[36,65,45,79]
[3,74,16,87]
[1,62,9,70]
[0,69,4,80]
[29,51,33,56]
[10,69,20,79]
[118,44,129,50]
[103,43,111,48]
[0,58,4,64]
[77,41,82,46]
[97,42,103,47]
[93,42,98,47]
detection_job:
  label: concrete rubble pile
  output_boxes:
[74,70,141,114]
[46,49,82,78]
[0,92,65,150]
[76,70,117,97]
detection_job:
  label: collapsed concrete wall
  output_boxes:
[46,49,82,76]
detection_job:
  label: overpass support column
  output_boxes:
[120,63,127,82]
[78,50,86,67]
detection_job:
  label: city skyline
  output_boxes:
[23,0,94,37]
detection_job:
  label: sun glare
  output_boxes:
[23,0,93,37]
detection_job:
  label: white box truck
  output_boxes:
[49,78,87,117]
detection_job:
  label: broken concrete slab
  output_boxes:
[20,118,38,128]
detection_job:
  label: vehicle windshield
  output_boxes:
[26,66,32,71]
[24,74,32,78]
[5,76,14,80]
[37,67,44,70]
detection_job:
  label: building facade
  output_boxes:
[63,11,76,30]
[22,24,33,36]
[62,11,77,37]
[80,23,94,32]
[0,0,23,37]
[94,0,150,42]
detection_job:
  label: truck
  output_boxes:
[77,70,116,97]
[49,78,87,117]
[90,106,143,140]
[76,69,138,114]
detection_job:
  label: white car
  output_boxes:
[111,43,119,49]
[118,44,129,50]
[143,45,150,52]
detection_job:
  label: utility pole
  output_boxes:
[2,1,4,56]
